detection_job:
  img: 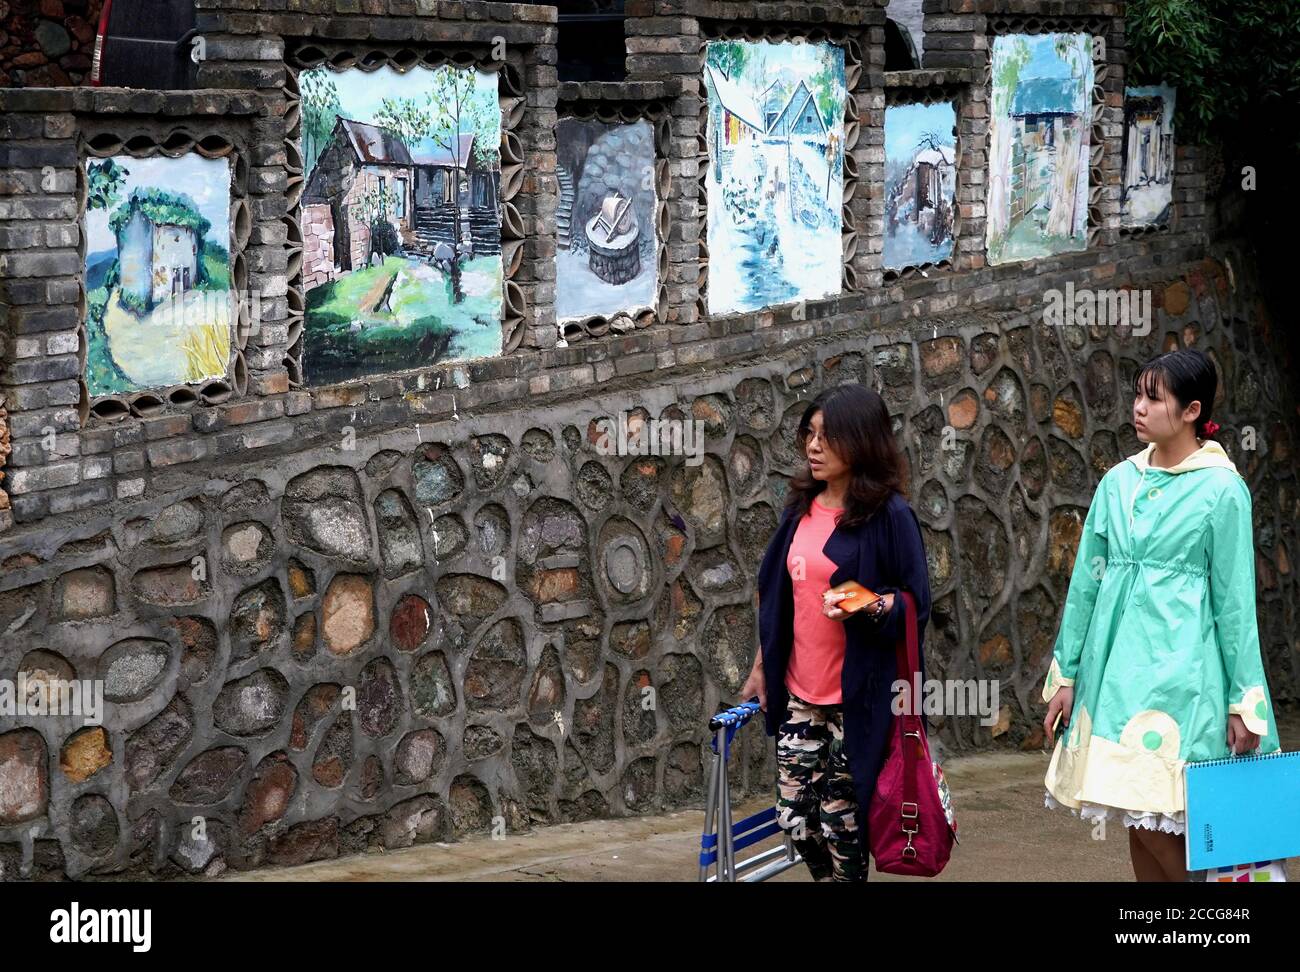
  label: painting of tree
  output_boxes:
[301,69,342,173]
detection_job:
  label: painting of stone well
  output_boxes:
[555,117,657,321]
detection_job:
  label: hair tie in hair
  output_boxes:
[1202,420,1220,437]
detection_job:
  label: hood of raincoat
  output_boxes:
[1125,439,1239,475]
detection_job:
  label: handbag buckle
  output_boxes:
[902,837,918,860]
[901,801,919,819]
[902,822,918,836]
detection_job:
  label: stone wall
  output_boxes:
[0,0,1296,879]
[0,0,102,87]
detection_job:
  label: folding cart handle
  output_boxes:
[709,699,762,732]
[708,699,762,756]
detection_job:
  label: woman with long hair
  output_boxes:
[1042,348,1279,880]
[740,383,931,882]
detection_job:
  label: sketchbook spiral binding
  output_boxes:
[1194,750,1294,769]
[1184,751,1299,872]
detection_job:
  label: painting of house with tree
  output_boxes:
[986,33,1092,266]
[299,63,502,386]
[1122,84,1176,228]
[703,38,846,315]
[884,101,956,270]
[83,154,232,398]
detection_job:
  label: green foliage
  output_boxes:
[300,67,343,174]
[707,40,750,81]
[374,95,433,150]
[86,158,129,211]
[84,287,132,397]
[1127,0,1300,149]
[200,241,230,290]
[117,287,149,315]
[109,187,211,239]
[304,255,502,383]
[351,181,394,230]
[992,36,1031,115]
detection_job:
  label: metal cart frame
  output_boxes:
[698,700,802,882]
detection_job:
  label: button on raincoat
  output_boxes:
[1042,440,1278,819]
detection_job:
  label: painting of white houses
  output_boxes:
[986,33,1092,266]
[1122,84,1175,228]
[555,117,656,321]
[704,39,846,315]
[884,101,956,269]
[299,63,501,385]
[83,154,232,398]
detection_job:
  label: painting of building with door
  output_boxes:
[299,63,502,385]
[986,33,1092,265]
[555,117,657,322]
[884,101,956,270]
[703,38,846,315]
[1121,84,1175,228]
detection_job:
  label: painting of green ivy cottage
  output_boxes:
[299,63,503,386]
[83,155,233,397]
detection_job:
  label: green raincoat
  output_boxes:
[1043,440,1278,819]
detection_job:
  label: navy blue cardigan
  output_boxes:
[755,490,932,825]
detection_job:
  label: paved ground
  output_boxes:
[226,708,1299,883]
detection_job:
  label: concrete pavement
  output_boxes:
[225,706,1299,882]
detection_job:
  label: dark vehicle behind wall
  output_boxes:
[92,0,198,89]
[90,0,627,88]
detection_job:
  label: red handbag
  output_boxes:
[867,591,958,876]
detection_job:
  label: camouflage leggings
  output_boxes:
[775,691,866,882]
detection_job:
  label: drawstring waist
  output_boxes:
[1105,557,1208,577]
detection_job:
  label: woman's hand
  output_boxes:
[1042,686,1074,747]
[822,590,894,621]
[1227,713,1260,754]
[740,659,766,712]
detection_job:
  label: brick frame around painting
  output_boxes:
[79,124,253,422]
[695,22,871,319]
[981,13,1125,254]
[555,86,675,344]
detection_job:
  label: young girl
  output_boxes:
[1042,348,1279,881]
[740,384,931,882]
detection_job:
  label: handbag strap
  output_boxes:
[892,592,923,850]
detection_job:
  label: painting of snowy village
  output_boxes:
[884,101,956,270]
[1121,84,1175,228]
[704,39,846,316]
[299,64,502,385]
[555,117,657,322]
[83,155,232,398]
[986,33,1093,266]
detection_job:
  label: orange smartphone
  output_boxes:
[824,579,881,614]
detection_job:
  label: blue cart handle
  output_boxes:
[708,699,762,756]
[709,699,762,732]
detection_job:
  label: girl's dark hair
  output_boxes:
[786,384,906,529]
[1134,348,1218,438]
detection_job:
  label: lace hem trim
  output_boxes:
[1044,792,1187,835]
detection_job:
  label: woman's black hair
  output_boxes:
[786,383,906,529]
[1134,348,1218,438]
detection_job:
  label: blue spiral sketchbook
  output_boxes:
[1184,751,1300,871]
